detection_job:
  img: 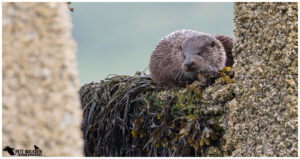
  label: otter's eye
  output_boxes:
[210,41,215,47]
[197,50,204,56]
[182,54,186,59]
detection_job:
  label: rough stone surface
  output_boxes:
[2,2,83,156]
[221,2,298,156]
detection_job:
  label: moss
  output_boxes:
[174,89,196,115]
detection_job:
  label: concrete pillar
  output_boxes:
[2,2,83,156]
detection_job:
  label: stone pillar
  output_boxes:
[226,2,297,156]
[2,2,83,156]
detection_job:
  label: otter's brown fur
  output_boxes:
[149,30,234,87]
[214,35,234,67]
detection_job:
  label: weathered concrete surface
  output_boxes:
[2,2,83,156]
[221,2,298,156]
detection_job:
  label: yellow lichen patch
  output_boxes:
[155,141,161,148]
[216,71,234,85]
[188,81,202,98]
[228,79,234,83]
[131,130,138,137]
[219,72,226,77]
[188,139,193,145]
[197,73,203,79]
[187,114,196,121]
[225,75,230,80]
[171,123,175,128]
[186,84,190,89]
[139,132,144,138]
[204,138,210,145]
[200,138,205,147]
[221,67,231,72]
[133,118,139,124]
[150,83,156,88]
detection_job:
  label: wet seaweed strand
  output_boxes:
[80,68,234,156]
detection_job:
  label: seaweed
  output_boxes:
[80,68,234,156]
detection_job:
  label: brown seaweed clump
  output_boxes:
[79,69,234,157]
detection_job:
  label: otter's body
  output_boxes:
[149,30,234,87]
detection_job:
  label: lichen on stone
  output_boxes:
[225,2,298,157]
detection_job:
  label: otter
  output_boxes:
[149,30,234,87]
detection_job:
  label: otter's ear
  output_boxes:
[214,35,234,67]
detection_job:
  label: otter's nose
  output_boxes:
[185,61,194,69]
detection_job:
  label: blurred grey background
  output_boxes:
[70,3,234,85]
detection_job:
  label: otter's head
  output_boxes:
[179,34,226,74]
